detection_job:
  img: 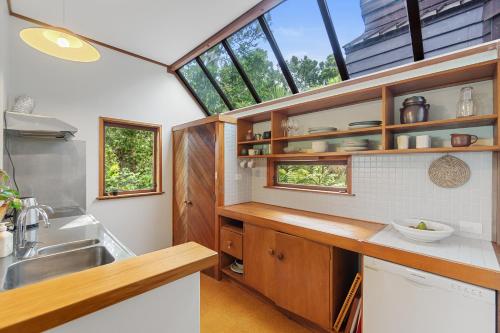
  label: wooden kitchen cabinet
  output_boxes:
[274,232,332,329]
[244,224,276,300]
[243,223,353,330]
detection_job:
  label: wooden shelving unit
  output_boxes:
[236,59,500,158]
[385,114,498,133]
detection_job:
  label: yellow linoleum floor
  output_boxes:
[201,274,312,333]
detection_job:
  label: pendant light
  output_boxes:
[19,0,100,62]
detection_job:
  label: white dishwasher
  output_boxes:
[363,256,496,333]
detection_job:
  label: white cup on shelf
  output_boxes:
[397,135,410,149]
[416,135,431,149]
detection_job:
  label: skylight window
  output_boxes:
[267,0,341,91]
[175,0,499,116]
[200,44,256,109]
[227,20,292,102]
[179,60,229,115]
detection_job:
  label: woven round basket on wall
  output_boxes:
[428,155,470,188]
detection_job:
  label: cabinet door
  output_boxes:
[274,232,332,329]
[186,123,216,250]
[244,224,276,299]
[172,128,189,246]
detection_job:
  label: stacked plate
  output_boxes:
[341,139,369,152]
[348,120,381,129]
[308,126,337,134]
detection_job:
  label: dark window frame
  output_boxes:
[175,0,427,116]
[98,117,163,200]
[267,157,352,195]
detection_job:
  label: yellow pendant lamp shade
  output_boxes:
[20,27,100,62]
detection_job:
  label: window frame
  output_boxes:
[266,156,352,195]
[98,117,163,200]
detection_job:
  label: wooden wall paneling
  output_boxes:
[271,111,288,154]
[382,86,394,150]
[215,121,225,280]
[172,129,189,246]
[187,123,217,277]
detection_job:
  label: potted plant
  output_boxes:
[0,171,22,221]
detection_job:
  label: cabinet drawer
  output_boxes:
[220,228,243,259]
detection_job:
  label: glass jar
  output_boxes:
[457,87,476,118]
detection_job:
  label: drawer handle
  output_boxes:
[267,248,275,256]
[277,253,284,261]
[226,240,233,249]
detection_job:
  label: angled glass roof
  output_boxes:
[178,0,498,115]
[267,0,341,91]
[200,44,256,109]
[227,20,292,102]
[179,60,229,115]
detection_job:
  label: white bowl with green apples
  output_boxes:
[392,219,454,242]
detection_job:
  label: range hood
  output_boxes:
[4,112,78,139]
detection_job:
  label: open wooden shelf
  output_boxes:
[237,138,271,145]
[222,266,244,282]
[273,127,382,142]
[238,145,500,159]
[236,59,500,158]
[386,114,498,133]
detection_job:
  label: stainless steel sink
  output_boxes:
[3,246,115,290]
[37,239,100,256]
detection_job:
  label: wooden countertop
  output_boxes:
[0,242,217,333]
[217,202,500,291]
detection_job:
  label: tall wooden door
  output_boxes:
[186,123,216,250]
[244,224,276,299]
[172,122,216,252]
[274,232,332,330]
[172,128,189,245]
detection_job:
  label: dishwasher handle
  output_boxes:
[403,268,434,288]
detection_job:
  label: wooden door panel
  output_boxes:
[244,224,276,299]
[172,129,188,246]
[187,123,216,250]
[274,232,332,329]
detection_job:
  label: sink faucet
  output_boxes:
[14,205,53,258]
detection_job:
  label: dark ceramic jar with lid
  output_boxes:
[400,96,430,124]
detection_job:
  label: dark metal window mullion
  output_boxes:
[176,70,211,117]
[405,0,424,61]
[317,0,349,81]
[222,39,262,104]
[258,16,299,94]
[195,57,234,111]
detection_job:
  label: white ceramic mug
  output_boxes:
[416,135,431,148]
[312,141,328,153]
[247,159,255,168]
[248,148,256,156]
[239,160,247,168]
[397,135,410,149]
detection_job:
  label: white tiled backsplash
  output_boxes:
[224,124,251,205]
[224,128,493,241]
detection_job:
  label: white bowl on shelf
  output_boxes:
[392,218,454,243]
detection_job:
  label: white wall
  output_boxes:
[6,18,205,254]
[49,273,200,333]
[0,2,8,167]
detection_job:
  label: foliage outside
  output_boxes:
[277,163,347,190]
[180,15,341,114]
[104,126,155,193]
